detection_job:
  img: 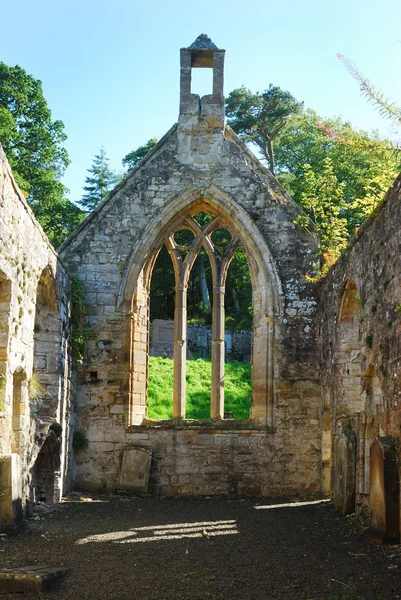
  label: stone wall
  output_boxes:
[150,321,252,362]
[186,323,252,362]
[0,146,74,527]
[60,37,322,498]
[320,173,401,526]
[76,423,320,497]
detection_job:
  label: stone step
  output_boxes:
[0,566,69,593]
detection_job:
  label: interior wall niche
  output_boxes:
[0,270,12,426]
[357,365,384,500]
[30,424,62,503]
[321,394,331,495]
[0,270,12,366]
[335,277,363,414]
[127,195,279,426]
[12,369,28,455]
[331,277,363,514]
[32,267,61,417]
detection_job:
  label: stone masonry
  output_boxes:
[320,174,401,539]
[0,147,74,531]
[0,34,400,541]
[60,35,322,497]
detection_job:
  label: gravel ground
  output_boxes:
[0,494,400,600]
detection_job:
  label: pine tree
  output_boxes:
[80,147,118,212]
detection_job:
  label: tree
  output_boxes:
[0,62,83,246]
[225,85,303,174]
[274,109,400,235]
[33,195,85,249]
[294,158,348,269]
[0,62,69,195]
[122,138,158,172]
[80,147,118,212]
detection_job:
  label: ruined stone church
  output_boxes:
[0,35,400,543]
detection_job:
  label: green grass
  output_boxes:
[147,356,251,420]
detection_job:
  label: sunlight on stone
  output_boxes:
[76,519,238,545]
[254,499,331,510]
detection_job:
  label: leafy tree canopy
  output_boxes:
[80,146,119,212]
[122,138,158,171]
[225,85,303,174]
[274,109,400,237]
[0,62,85,247]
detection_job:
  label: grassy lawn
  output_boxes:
[147,356,251,420]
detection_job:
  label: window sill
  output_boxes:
[127,418,275,432]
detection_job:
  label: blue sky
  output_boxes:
[1,0,400,202]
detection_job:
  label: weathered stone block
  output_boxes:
[368,437,400,543]
[0,454,23,533]
[117,446,152,492]
[332,430,356,515]
[0,566,69,593]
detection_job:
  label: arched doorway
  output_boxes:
[30,424,62,503]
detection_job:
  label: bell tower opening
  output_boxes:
[179,34,225,125]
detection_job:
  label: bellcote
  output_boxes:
[179,34,225,129]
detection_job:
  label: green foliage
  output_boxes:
[365,334,373,348]
[0,62,85,247]
[225,247,253,329]
[149,244,252,329]
[70,274,87,366]
[122,138,158,171]
[33,194,85,249]
[147,356,251,420]
[294,158,348,264]
[226,85,303,173]
[72,427,89,453]
[80,146,119,212]
[275,109,400,235]
[0,62,69,193]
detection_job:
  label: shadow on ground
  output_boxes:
[0,495,400,599]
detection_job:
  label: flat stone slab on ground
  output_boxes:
[0,566,69,593]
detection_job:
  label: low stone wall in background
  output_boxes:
[148,320,252,362]
[187,323,251,362]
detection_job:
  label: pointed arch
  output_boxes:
[335,276,363,414]
[119,186,283,427]
[32,265,61,417]
[118,186,282,312]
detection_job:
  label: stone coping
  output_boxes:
[127,418,275,432]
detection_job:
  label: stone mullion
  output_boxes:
[173,281,187,419]
[211,273,225,419]
[210,238,239,419]
[165,235,189,420]
[171,226,216,419]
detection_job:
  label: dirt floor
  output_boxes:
[0,494,400,600]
